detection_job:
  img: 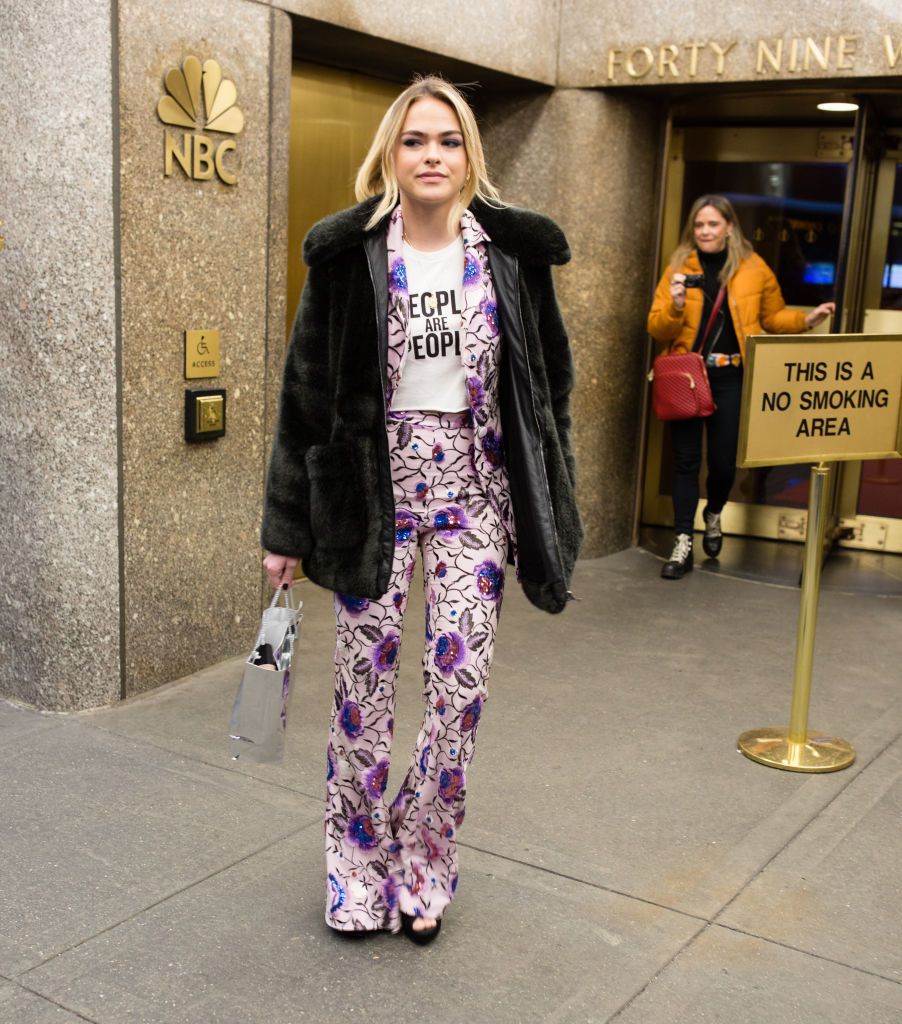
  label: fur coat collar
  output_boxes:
[303,196,571,269]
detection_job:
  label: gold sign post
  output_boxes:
[736,334,902,773]
[738,461,856,770]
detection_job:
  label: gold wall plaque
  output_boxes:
[185,329,220,379]
[738,334,902,467]
[158,57,243,185]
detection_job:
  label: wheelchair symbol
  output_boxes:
[196,336,209,355]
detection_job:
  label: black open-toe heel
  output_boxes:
[400,912,442,945]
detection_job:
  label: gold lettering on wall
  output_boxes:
[684,41,705,76]
[626,46,654,77]
[163,130,238,184]
[214,140,237,186]
[607,31,901,83]
[164,130,191,176]
[757,35,863,73]
[607,40,738,80]
[757,39,783,73]
[157,56,244,186]
[192,136,215,180]
[806,37,830,71]
[837,35,858,69]
[709,40,737,73]
[757,36,851,73]
[659,44,679,77]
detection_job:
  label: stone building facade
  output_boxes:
[2,0,900,708]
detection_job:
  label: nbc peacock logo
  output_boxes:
[158,56,244,185]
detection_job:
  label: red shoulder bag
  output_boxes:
[649,286,724,421]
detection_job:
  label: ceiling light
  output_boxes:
[817,94,859,112]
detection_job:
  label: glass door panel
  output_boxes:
[680,159,847,512]
[681,161,847,309]
[643,125,851,544]
[855,158,902,535]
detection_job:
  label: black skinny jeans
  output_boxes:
[669,366,743,535]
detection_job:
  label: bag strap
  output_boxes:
[266,584,297,613]
[253,585,300,652]
[693,285,726,356]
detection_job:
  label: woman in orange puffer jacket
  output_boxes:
[647,194,834,579]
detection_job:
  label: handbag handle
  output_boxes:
[253,585,300,653]
[263,584,297,614]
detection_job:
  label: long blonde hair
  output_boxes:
[354,75,503,230]
[669,194,753,283]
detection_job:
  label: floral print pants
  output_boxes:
[325,410,508,932]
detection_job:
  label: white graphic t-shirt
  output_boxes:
[391,236,468,412]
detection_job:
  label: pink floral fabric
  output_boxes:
[325,412,507,932]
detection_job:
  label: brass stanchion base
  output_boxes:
[738,727,856,773]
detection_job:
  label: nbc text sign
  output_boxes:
[158,56,244,185]
[738,334,902,467]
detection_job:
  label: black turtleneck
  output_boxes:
[697,248,738,356]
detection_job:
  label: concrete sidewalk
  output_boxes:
[2,547,901,1023]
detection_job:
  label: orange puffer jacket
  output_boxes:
[647,250,808,360]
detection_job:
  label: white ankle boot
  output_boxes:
[661,533,693,580]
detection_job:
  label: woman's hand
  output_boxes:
[805,302,835,330]
[669,273,687,311]
[263,553,300,589]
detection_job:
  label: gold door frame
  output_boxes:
[837,126,902,552]
[642,120,902,553]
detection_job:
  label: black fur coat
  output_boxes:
[261,197,583,613]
